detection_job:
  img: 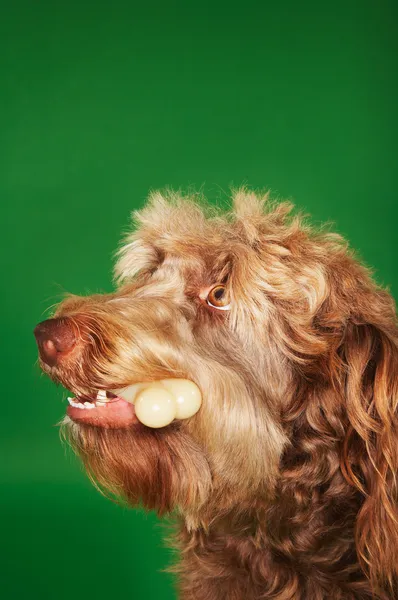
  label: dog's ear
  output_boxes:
[337,298,398,591]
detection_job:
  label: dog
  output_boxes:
[34,190,398,599]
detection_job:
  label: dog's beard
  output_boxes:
[61,417,212,516]
[57,341,288,519]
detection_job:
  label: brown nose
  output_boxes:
[34,318,77,366]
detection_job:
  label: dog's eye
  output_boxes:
[206,285,231,310]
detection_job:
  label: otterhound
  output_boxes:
[34,190,398,599]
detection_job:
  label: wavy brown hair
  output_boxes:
[44,190,397,599]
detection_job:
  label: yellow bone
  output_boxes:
[111,379,202,428]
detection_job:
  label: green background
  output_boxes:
[1,1,397,598]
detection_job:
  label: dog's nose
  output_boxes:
[34,318,76,366]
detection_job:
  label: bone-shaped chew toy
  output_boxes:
[112,379,202,428]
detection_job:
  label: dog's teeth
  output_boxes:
[67,397,95,410]
[96,390,107,401]
[95,400,107,407]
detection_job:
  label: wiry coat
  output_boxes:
[46,190,397,599]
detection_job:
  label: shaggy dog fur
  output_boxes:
[37,190,398,599]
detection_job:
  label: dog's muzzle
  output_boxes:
[34,317,202,429]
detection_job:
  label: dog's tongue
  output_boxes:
[67,397,137,429]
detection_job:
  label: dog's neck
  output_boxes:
[183,495,270,544]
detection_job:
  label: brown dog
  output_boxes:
[34,190,398,599]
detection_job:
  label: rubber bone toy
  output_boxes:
[112,379,202,428]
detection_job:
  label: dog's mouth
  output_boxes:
[66,390,138,429]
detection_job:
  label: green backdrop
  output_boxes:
[1,1,397,599]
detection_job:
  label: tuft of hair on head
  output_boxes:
[113,189,217,283]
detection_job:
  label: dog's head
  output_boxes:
[35,190,398,589]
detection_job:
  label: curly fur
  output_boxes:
[43,190,397,599]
